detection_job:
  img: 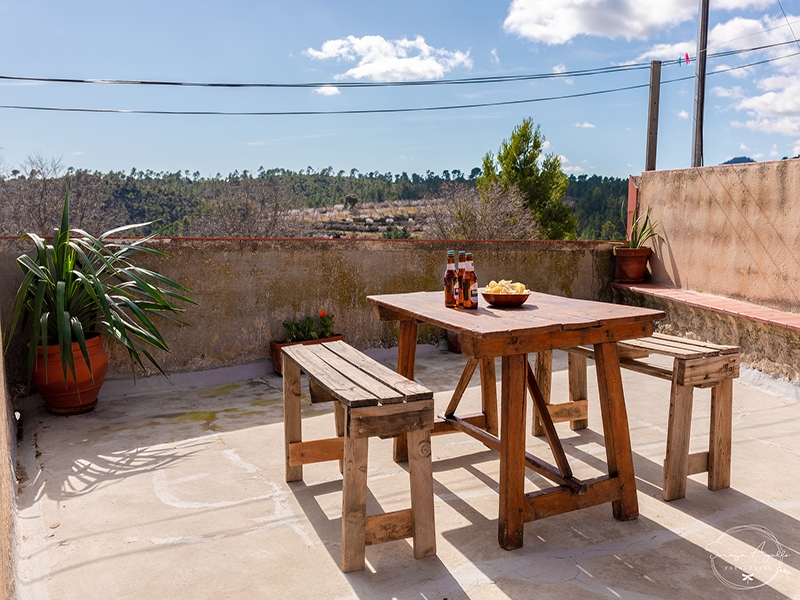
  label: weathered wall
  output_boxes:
[613,287,800,383]
[0,316,16,600]
[1,238,615,387]
[638,159,800,312]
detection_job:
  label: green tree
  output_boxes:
[477,118,576,240]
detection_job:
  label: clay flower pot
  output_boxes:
[270,335,345,376]
[32,335,109,415]
[614,246,652,283]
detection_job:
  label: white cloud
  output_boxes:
[315,85,340,96]
[711,86,744,99]
[558,155,570,164]
[564,165,584,173]
[677,110,689,119]
[553,63,566,74]
[575,121,595,128]
[770,144,780,157]
[794,140,800,156]
[740,142,750,150]
[635,41,695,62]
[491,48,500,64]
[503,0,774,44]
[305,35,472,81]
[753,152,764,158]
[735,75,800,136]
[541,140,552,150]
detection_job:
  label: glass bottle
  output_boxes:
[462,252,479,309]
[457,251,466,307]
[443,250,458,307]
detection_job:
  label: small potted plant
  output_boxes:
[3,185,194,414]
[270,309,344,375]
[614,207,660,283]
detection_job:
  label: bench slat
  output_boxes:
[620,333,737,359]
[304,344,404,404]
[282,345,379,407]
[650,332,738,353]
[323,340,432,401]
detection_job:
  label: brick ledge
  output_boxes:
[611,282,800,332]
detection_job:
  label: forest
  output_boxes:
[0,155,628,241]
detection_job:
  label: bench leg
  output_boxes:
[662,370,694,501]
[568,352,589,431]
[283,357,303,483]
[480,357,499,436]
[334,402,345,475]
[341,433,369,572]
[708,378,733,491]
[407,428,436,559]
[531,350,552,437]
[393,319,418,463]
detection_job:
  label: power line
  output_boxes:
[0,82,651,117]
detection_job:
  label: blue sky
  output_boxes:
[1,0,800,179]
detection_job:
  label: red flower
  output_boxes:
[319,310,326,318]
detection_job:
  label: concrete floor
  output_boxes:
[13,345,800,599]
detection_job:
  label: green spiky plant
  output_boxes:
[627,206,660,248]
[3,184,194,391]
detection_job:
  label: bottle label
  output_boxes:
[470,283,478,301]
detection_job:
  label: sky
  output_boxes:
[2,0,800,180]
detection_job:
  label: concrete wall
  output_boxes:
[637,159,800,312]
[0,316,16,600]
[1,238,616,388]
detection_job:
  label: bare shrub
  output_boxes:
[0,153,65,235]
[191,174,310,238]
[423,182,539,240]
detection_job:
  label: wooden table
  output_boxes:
[368,291,664,550]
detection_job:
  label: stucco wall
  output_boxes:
[0,316,16,600]
[1,238,615,387]
[637,159,800,312]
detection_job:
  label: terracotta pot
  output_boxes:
[614,246,652,283]
[31,335,109,415]
[270,335,345,376]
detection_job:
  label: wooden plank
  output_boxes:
[303,343,403,404]
[348,401,434,440]
[594,341,639,521]
[662,378,694,501]
[708,378,733,491]
[289,438,344,466]
[524,476,620,522]
[479,357,499,436]
[432,413,487,435]
[498,354,528,550]
[618,358,674,381]
[568,352,589,430]
[283,356,304,482]
[650,332,738,354]
[687,451,709,476]
[283,344,377,407]
[531,350,552,437]
[341,435,369,572]
[548,399,588,423]
[620,337,715,358]
[675,354,740,386]
[461,321,655,359]
[364,509,413,546]
[444,358,478,416]
[618,346,650,360]
[407,428,437,558]
[324,340,432,401]
[527,361,573,479]
[394,319,418,463]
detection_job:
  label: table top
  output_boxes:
[368,291,665,341]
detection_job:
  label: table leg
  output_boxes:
[393,319,418,463]
[499,353,527,550]
[283,357,303,483]
[531,350,552,437]
[708,378,733,491]
[594,341,639,521]
[479,357,498,436]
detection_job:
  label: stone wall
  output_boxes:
[637,159,800,313]
[1,238,616,388]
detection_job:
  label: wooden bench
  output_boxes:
[281,340,436,572]
[533,333,740,501]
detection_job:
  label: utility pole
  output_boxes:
[692,0,710,167]
[645,60,662,171]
